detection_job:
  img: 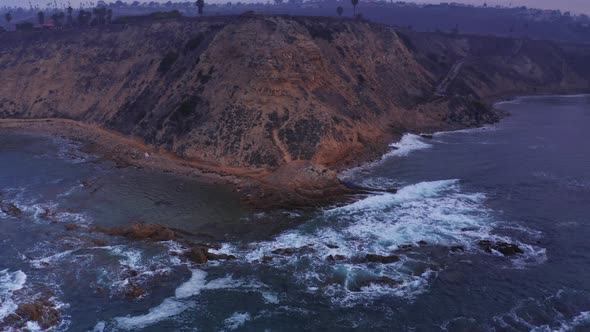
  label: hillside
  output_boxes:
[1,15,589,206]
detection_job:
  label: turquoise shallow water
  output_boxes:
[1,95,590,331]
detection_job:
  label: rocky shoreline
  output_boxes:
[0,118,363,210]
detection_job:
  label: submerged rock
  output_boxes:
[271,246,315,256]
[40,208,57,221]
[0,201,23,217]
[205,252,236,261]
[1,297,62,331]
[354,277,402,290]
[92,223,176,241]
[125,283,146,299]
[420,134,434,139]
[450,245,465,252]
[184,247,208,264]
[365,254,400,264]
[478,240,524,256]
[326,254,347,262]
[64,224,82,231]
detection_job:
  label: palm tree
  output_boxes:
[196,0,205,16]
[351,0,359,16]
[4,12,12,28]
[106,9,113,24]
[38,11,45,25]
[66,6,73,26]
[337,6,343,16]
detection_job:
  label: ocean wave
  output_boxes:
[109,268,247,330]
[340,134,432,179]
[221,179,544,304]
[493,289,590,332]
[222,312,251,331]
[0,269,27,320]
[114,298,194,330]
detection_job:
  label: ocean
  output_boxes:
[1,95,589,331]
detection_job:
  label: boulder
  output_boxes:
[326,254,347,262]
[355,277,402,290]
[0,201,23,217]
[205,252,236,261]
[13,299,61,330]
[365,254,400,264]
[184,247,208,264]
[450,245,465,252]
[478,240,523,256]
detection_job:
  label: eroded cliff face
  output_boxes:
[1,15,589,172]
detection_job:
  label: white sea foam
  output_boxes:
[262,291,280,304]
[112,269,244,330]
[223,312,251,331]
[227,177,544,304]
[114,298,193,330]
[0,269,27,320]
[386,134,432,157]
[340,134,432,179]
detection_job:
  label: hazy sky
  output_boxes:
[1,0,589,14]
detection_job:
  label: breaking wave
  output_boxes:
[0,269,27,321]
[215,179,544,305]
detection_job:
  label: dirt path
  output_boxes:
[436,60,465,95]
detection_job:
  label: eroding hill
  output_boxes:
[1,15,589,174]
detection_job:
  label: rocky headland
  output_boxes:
[1,14,589,208]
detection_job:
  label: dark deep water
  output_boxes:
[1,95,589,331]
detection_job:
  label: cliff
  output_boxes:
[1,15,589,206]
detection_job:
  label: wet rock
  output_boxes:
[184,247,208,264]
[125,283,146,298]
[40,208,56,220]
[93,223,176,241]
[13,299,61,330]
[64,224,82,231]
[355,277,402,290]
[261,256,274,263]
[325,243,339,249]
[120,265,140,279]
[420,134,434,139]
[0,201,23,217]
[450,245,465,252]
[326,254,347,262]
[365,254,400,264]
[478,240,524,256]
[398,244,414,251]
[417,240,428,246]
[205,252,236,261]
[91,238,109,247]
[271,246,315,256]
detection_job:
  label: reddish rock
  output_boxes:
[64,224,81,231]
[14,299,61,330]
[184,248,208,264]
[125,283,146,298]
[93,223,177,241]
[0,201,23,217]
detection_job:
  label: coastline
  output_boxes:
[2,93,587,210]
[0,118,356,210]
